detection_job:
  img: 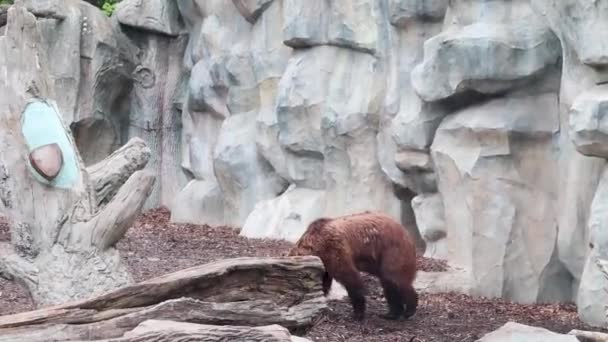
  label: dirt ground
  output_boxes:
[0,208,604,341]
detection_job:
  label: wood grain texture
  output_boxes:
[0,256,326,342]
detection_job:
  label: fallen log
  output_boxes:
[75,320,312,342]
[0,256,327,342]
[569,329,608,342]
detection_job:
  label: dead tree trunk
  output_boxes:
[0,256,327,342]
[0,4,154,307]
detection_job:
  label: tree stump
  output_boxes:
[0,3,154,307]
[0,256,327,342]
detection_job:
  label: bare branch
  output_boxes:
[0,242,38,288]
[91,169,155,250]
[87,137,151,207]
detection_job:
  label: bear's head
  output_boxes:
[287,244,314,257]
[285,217,331,257]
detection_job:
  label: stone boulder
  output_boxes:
[412,19,561,102]
[431,93,570,303]
[213,112,287,227]
[232,0,274,24]
[577,166,608,327]
[536,0,608,67]
[477,322,577,342]
[388,0,448,27]
[169,180,225,226]
[187,60,230,119]
[569,85,608,158]
[115,0,183,36]
[282,0,383,54]
[411,193,446,259]
[240,185,325,243]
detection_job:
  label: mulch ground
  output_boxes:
[0,208,604,341]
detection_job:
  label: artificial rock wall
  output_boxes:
[3,0,608,328]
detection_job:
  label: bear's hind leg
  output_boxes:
[380,279,404,320]
[402,283,418,319]
[332,266,366,321]
[322,272,333,296]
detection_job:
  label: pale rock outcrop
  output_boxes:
[282,0,381,54]
[21,0,69,19]
[388,0,448,27]
[274,44,400,219]
[214,112,287,226]
[380,0,446,196]
[478,322,578,342]
[537,0,608,67]
[577,166,608,327]
[240,185,325,243]
[431,93,569,303]
[411,19,561,102]
[411,193,446,259]
[531,0,608,325]
[115,0,183,36]
[169,180,225,227]
[232,0,275,24]
[569,85,608,158]
[172,0,292,226]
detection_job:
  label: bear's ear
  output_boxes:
[306,217,331,233]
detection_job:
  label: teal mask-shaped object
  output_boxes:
[21,100,80,189]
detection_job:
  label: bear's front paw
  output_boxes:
[352,311,365,321]
[380,312,403,321]
[402,310,416,320]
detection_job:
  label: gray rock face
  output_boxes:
[531,0,608,326]
[411,193,446,259]
[213,112,287,226]
[240,185,326,243]
[540,0,608,67]
[115,0,183,36]
[577,166,608,327]
[431,94,568,303]
[412,20,561,102]
[282,0,382,54]
[169,180,225,227]
[232,0,274,24]
[388,0,448,27]
[569,85,608,158]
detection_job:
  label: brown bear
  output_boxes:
[288,211,418,321]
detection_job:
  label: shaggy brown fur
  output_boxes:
[288,211,418,321]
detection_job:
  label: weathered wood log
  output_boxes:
[0,256,327,342]
[77,320,312,342]
[0,4,154,307]
[87,137,151,207]
[569,329,608,342]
